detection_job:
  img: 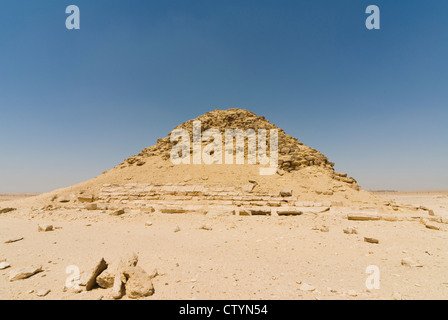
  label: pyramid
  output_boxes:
[11,108,384,213]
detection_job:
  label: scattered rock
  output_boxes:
[348,214,380,221]
[110,253,141,299]
[120,252,139,268]
[320,226,329,233]
[96,270,115,289]
[38,224,54,232]
[280,189,292,197]
[85,258,108,291]
[0,262,11,270]
[110,207,128,216]
[141,207,155,214]
[57,196,70,203]
[0,208,16,214]
[78,194,94,203]
[111,272,125,299]
[9,266,43,281]
[425,222,440,231]
[299,283,315,292]
[199,224,212,231]
[36,289,51,297]
[343,227,358,234]
[364,237,379,244]
[347,290,357,297]
[148,268,158,279]
[174,225,181,233]
[145,221,153,227]
[401,257,423,268]
[4,237,24,244]
[85,203,98,211]
[242,184,255,193]
[123,266,155,299]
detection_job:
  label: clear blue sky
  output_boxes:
[0,0,447,192]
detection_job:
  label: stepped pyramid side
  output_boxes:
[119,108,359,189]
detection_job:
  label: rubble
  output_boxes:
[9,266,43,281]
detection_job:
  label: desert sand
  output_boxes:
[1,109,447,300]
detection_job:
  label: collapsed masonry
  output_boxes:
[96,183,335,216]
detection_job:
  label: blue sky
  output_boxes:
[0,0,447,192]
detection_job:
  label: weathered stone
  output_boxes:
[96,270,115,289]
[109,253,141,299]
[276,169,285,176]
[347,214,380,221]
[0,208,16,214]
[199,224,212,231]
[382,215,399,222]
[36,289,51,297]
[145,221,153,227]
[85,203,98,210]
[123,266,154,299]
[242,184,255,193]
[206,208,235,216]
[85,258,108,291]
[0,262,11,270]
[148,268,158,279]
[364,237,379,244]
[140,206,155,214]
[279,189,292,197]
[276,208,303,216]
[267,201,282,207]
[299,283,315,291]
[78,194,94,203]
[424,222,440,231]
[238,208,252,216]
[295,207,330,214]
[343,227,358,235]
[401,257,423,268]
[57,196,70,203]
[9,266,43,281]
[249,207,272,216]
[161,206,187,214]
[110,207,129,216]
[38,224,54,232]
[111,272,125,299]
[347,290,357,297]
[4,237,24,244]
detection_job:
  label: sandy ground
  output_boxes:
[1,191,447,300]
[0,193,40,202]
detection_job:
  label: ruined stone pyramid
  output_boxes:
[14,108,382,215]
[122,108,346,176]
[34,108,382,215]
